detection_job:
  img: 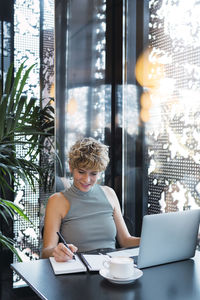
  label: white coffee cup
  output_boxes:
[103,256,135,279]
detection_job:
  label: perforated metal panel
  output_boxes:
[146,0,200,214]
[12,0,54,287]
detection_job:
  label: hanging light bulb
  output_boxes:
[135,47,165,89]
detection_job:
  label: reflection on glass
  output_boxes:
[58,0,111,183]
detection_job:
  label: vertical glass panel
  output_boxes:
[56,0,111,183]
[122,0,143,235]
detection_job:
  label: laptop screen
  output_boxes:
[137,209,200,268]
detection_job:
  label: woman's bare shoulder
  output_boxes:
[48,192,66,202]
[47,192,70,212]
[100,185,118,208]
[101,185,116,196]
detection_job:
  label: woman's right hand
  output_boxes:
[53,243,78,262]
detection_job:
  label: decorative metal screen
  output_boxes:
[39,0,55,246]
[12,0,54,287]
[145,0,200,214]
[13,2,40,288]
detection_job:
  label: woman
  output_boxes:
[42,137,140,262]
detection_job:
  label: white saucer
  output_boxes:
[99,267,143,285]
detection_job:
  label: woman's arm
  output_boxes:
[102,186,140,248]
[41,193,77,261]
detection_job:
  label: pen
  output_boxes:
[56,231,75,260]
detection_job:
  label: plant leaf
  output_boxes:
[23,97,37,119]
[7,65,23,113]
[14,64,36,110]
[12,95,26,131]
[0,232,22,262]
[0,95,8,139]
[4,63,14,95]
[0,199,33,225]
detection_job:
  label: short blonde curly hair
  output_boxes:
[68,137,110,172]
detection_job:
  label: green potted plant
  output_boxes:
[0,61,54,261]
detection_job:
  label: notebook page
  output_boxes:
[81,254,109,271]
[49,255,87,275]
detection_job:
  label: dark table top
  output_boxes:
[11,250,200,300]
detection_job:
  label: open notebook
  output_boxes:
[49,254,110,274]
[49,253,113,274]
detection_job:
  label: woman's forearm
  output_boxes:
[120,236,141,248]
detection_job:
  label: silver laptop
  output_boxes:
[136,209,200,269]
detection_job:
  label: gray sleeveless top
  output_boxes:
[60,184,117,252]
